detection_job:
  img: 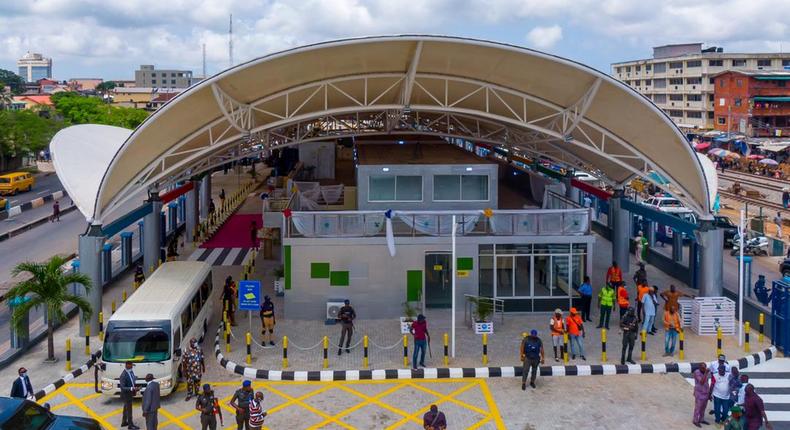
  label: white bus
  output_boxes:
[98,261,215,397]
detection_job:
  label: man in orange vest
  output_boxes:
[566,308,586,360]
[616,282,630,320]
[549,309,565,362]
[606,261,623,285]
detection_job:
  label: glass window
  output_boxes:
[687,94,702,101]
[479,244,494,255]
[735,98,742,107]
[495,244,532,254]
[434,175,460,200]
[718,117,726,125]
[495,256,513,297]
[514,256,531,297]
[571,254,584,292]
[479,256,494,297]
[396,176,422,200]
[103,324,171,363]
[669,61,683,69]
[709,60,723,67]
[152,79,157,84]
[552,255,570,297]
[171,79,176,84]
[783,59,790,67]
[645,64,652,71]
[687,60,701,67]
[653,63,666,73]
[533,243,570,253]
[533,255,550,296]
[757,59,772,67]
[669,78,683,85]
[732,59,746,67]
[181,308,192,332]
[369,176,395,201]
[462,175,488,200]
[669,94,684,101]
[3,402,53,430]
[736,79,743,87]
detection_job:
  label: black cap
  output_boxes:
[344,299,350,305]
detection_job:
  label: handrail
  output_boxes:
[463,294,505,327]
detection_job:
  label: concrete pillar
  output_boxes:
[143,195,163,274]
[101,243,113,284]
[696,221,724,297]
[672,231,684,262]
[120,232,133,268]
[137,221,144,255]
[200,173,212,220]
[611,191,630,274]
[177,195,186,226]
[78,224,105,336]
[185,181,199,243]
[159,211,167,248]
[564,175,580,204]
[646,221,656,247]
[167,203,178,233]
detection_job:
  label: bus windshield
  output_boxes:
[103,322,171,363]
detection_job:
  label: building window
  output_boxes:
[644,79,651,86]
[708,111,715,119]
[669,110,683,117]
[708,60,723,67]
[171,79,176,84]
[653,79,666,89]
[151,72,156,77]
[625,66,631,72]
[653,63,666,73]
[735,98,742,107]
[709,77,715,84]
[757,59,772,67]
[669,94,684,101]
[653,94,667,104]
[708,94,714,102]
[669,78,683,85]
[645,64,652,71]
[687,60,701,68]
[635,65,641,72]
[687,111,703,118]
[433,175,489,201]
[718,117,726,125]
[368,175,422,201]
[732,59,746,67]
[178,73,183,77]
[688,94,702,102]
[616,67,622,73]
[152,79,157,84]
[171,72,176,77]
[736,79,743,87]
[669,61,683,69]
[719,79,725,88]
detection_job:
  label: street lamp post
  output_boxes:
[451,214,457,357]
[738,208,745,346]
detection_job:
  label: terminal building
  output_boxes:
[49,36,722,335]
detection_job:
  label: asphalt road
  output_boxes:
[2,172,64,208]
[0,200,75,235]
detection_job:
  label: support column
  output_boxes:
[611,190,630,274]
[696,221,724,296]
[167,203,178,233]
[120,232,133,268]
[137,221,144,256]
[78,224,105,336]
[101,243,113,284]
[185,180,199,243]
[200,173,212,220]
[646,221,656,247]
[564,174,580,204]
[143,194,163,274]
[177,195,186,226]
[159,211,167,249]
[672,231,684,262]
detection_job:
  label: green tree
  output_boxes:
[7,256,92,362]
[0,110,63,168]
[52,91,149,129]
[0,69,26,95]
[0,84,12,109]
[95,81,117,94]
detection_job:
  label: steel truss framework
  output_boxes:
[101,72,707,219]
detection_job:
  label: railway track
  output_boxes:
[719,171,789,192]
[718,190,787,212]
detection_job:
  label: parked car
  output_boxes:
[713,215,738,248]
[0,197,6,211]
[0,172,35,196]
[780,258,790,278]
[0,397,100,429]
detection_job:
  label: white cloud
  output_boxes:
[526,25,563,49]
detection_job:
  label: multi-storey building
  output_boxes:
[134,65,193,89]
[712,70,790,137]
[17,52,52,83]
[612,43,790,129]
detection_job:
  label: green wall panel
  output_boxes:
[284,245,292,290]
[311,262,330,279]
[406,270,423,301]
[457,257,474,271]
[329,271,350,286]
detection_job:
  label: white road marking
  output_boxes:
[36,189,51,195]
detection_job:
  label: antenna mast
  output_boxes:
[228,14,234,68]
[202,43,207,78]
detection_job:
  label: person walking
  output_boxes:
[423,404,447,430]
[711,364,734,424]
[10,367,33,399]
[410,314,429,369]
[566,307,586,360]
[641,286,658,335]
[183,338,205,401]
[520,329,544,390]
[728,368,742,414]
[620,307,638,365]
[549,309,565,362]
[663,306,682,357]
[606,261,623,285]
[222,276,237,326]
[248,392,267,430]
[635,231,648,263]
[229,380,254,430]
[120,361,140,430]
[743,384,773,430]
[636,281,650,323]
[51,200,60,222]
[195,384,220,430]
[774,212,783,239]
[616,282,630,320]
[219,188,226,206]
[578,276,593,322]
[142,374,160,430]
[596,282,615,329]
[259,296,276,346]
[693,362,712,427]
[337,299,356,355]
[633,262,647,286]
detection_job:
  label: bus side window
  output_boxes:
[191,291,201,319]
[181,308,192,334]
[173,328,181,354]
[200,279,210,306]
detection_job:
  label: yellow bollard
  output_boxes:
[65,338,71,371]
[482,333,488,365]
[111,300,116,315]
[563,332,569,364]
[443,333,449,366]
[225,325,231,354]
[363,335,369,369]
[679,330,685,360]
[744,322,751,353]
[85,325,91,356]
[403,335,408,368]
[759,313,765,343]
[640,330,647,361]
[133,281,139,291]
[98,312,104,342]
[601,328,607,362]
[282,336,289,368]
[246,332,252,364]
[322,336,329,369]
[122,290,127,303]
[716,326,723,357]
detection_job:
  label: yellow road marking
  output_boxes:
[158,407,192,430]
[51,392,102,412]
[265,384,356,429]
[466,415,493,429]
[405,380,488,415]
[479,379,506,428]
[307,383,417,429]
[61,389,116,430]
[384,381,481,430]
[101,408,123,419]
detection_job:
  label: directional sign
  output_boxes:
[238,280,261,311]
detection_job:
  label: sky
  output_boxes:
[1,0,788,81]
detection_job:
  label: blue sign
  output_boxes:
[238,280,261,311]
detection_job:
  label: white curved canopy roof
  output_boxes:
[62,35,712,222]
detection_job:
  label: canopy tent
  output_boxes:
[50,35,713,221]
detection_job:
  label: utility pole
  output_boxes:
[228,14,234,68]
[202,43,207,79]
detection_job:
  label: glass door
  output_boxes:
[425,253,452,308]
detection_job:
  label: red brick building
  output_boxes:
[713,70,790,137]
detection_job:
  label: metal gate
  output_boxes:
[771,279,790,353]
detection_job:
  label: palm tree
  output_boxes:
[7,256,92,362]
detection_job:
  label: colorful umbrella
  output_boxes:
[759,158,778,166]
[694,142,711,151]
[747,154,765,160]
[707,148,727,157]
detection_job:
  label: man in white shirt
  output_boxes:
[10,367,34,399]
[709,365,733,424]
[709,354,731,375]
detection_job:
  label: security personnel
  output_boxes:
[337,299,356,355]
[195,383,219,430]
[620,307,639,365]
[134,264,146,285]
[260,296,276,346]
[229,380,253,430]
[596,283,615,330]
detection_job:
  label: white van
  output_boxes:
[98,261,214,397]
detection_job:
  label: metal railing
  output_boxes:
[464,294,505,326]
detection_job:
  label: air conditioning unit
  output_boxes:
[326,299,345,321]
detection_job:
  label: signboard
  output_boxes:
[474,322,494,334]
[433,265,443,271]
[457,270,470,278]
[238,280,261,311]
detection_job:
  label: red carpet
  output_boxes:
[201,214,261,248]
